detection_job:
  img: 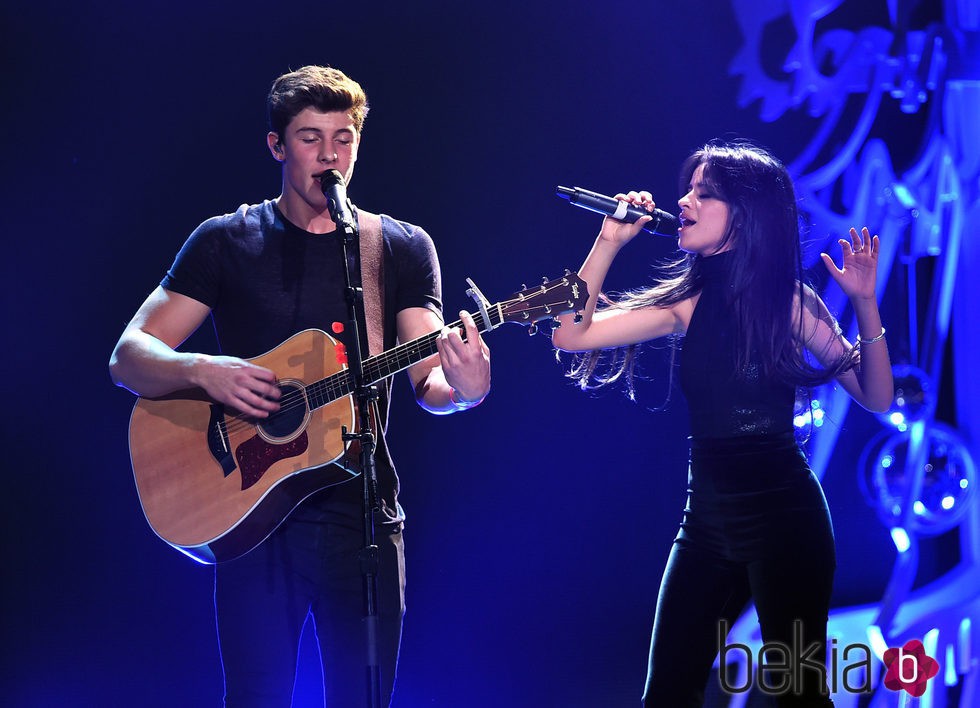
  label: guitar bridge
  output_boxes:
[207,404,237,478]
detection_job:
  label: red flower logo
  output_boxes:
[883,639,939,697]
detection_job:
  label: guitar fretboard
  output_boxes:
[304,307,500,410]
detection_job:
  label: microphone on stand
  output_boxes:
[319,169,356,234]
[556,185,679,237]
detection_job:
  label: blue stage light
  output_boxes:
[875,364,935,432]
[861,424,977,536]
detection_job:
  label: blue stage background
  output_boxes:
[2,1,974,706]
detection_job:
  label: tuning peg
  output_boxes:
[552,316,562,329]
[574,312,583,324]
[528,323,539,336]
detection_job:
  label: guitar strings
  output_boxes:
[217,282,576,437]
[218,332,442,436]
[218,286,572,435]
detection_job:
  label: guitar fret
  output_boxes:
[301,275,583,413]
[368,336,439,380]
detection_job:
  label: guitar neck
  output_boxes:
[304,305,501,410]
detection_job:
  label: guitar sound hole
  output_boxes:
[258,382,307,439]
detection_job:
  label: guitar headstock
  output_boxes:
[498,271,589,331]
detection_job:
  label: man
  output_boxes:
[110,65,491,706]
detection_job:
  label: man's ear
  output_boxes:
[267,132,284,161]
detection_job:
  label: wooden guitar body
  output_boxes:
[130,330,356,563]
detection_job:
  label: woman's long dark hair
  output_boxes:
[566,141,854,399]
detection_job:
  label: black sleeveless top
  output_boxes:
[679,251,796,439]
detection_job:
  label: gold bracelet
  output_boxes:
[450,387,484,410]
[859,327,886,344]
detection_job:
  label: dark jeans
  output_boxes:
[215,507,406,707]
[642,435,836,707]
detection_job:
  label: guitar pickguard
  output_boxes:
[235,431,310,490]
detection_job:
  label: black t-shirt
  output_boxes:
[161,199,443,524]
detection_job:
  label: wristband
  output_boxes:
[450,387,484,410]
[858,327,886,345]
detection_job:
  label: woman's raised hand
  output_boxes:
[820,226,880,302]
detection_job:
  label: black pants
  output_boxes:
[642,435,836,707]
[215,506,406,707]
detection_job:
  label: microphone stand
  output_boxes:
[324,178,384,708]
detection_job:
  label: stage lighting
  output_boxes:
[860,424,976,536]
[875,364,935,432]
[793,395,826,438]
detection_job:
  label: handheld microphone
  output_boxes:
[319,169,356,233]
[556,185,679,237]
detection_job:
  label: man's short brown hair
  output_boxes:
[267,66,369,137]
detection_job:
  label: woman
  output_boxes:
[552,142,893,707]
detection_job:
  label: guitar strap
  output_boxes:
[352,209,385,357]
[348,209,390,463]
